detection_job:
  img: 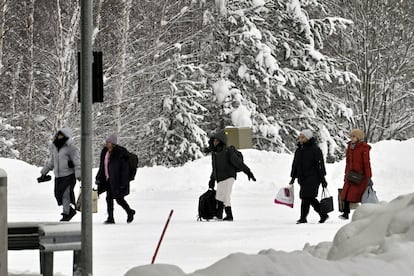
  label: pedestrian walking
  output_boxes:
[208,130,256,221]
[39,127,81,221]
[339,129,372,220]
[95,134,135,224]
[289,129,329,224]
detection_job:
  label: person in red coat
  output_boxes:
[339,129,372,219]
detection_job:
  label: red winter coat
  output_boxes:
[341,141,372,203]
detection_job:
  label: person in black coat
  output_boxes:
[208,130,256,221]
[95,134,135,224]
[289,129,329,224]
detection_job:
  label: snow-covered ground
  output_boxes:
[5,138,414,275]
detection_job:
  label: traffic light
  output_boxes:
[77,51,103,103]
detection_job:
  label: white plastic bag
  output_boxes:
[361,185,379,204]
[274,185,294,208]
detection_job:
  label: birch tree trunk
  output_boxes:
[0,0,6,72]
[22,0,35,162]
[114,0,132,136]
[53,0,80,129]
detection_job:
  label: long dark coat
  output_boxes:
[96,145,130,199]
[341,141,372,203]
[290,137,326,199]
[209,131,252,183]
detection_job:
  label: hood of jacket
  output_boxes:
[212,131,227,145]
[54,127,73,145]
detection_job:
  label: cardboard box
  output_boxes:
[224,127,252,149]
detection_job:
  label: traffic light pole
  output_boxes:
[79,0,93,275]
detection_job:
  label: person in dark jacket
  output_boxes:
[339,129,372,220]
[40,127,81,221]
[208,130,256,221]
[95,134,135,224]
[289,129,329,224]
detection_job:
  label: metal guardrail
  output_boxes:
[8,222,81,276]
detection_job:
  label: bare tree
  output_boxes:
[326,0,414,141]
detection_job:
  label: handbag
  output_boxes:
[320,188,334,213]
[347,170,364,185]
[76,188,98,213]
[274,185,294,208]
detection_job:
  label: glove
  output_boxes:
[289,178,295,185]
[37,174,51,183]
[247,171,256,182]
[321,178,328,188]
[208,179,215,190]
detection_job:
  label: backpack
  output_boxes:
[197,189,217,221]
[127,151,138,181]
[227,145,244,172]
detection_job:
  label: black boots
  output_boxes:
[127,209,136,223]
[104,217,115,224]
[223,206,233,221]
[216,201,224,220]
[105,209,135,224]
[339,213,349,220]
[105,209,115,224]
[60,207,76,222]
[319,213,329,223]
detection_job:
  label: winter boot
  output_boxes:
[127,209,136,223]
[338,213,349,220]
[223,206,233,221]
[105,209,115,224]
[60,213,69,222]
[319,213,329,223]
[67,207,77,221]
[216,201,224,220]
[296,219,307,224]
[104,217,115,224]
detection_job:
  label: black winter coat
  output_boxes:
[209,131,252,185]
[96,145,130,199]
[290,138,326,199]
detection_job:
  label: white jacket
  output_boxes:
[41,128,81,179]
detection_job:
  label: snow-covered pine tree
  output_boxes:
[140,50,210,166]
[198,0,358,160]
[0,117,21,159]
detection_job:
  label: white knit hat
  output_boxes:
[301,129,313,140]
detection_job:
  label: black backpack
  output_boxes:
[227,145,244,172]
[197,189,217,221]
[127,151,138,181]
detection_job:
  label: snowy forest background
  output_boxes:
[0,0,413,167]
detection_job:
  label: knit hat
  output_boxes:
[105,134,118,145]
[350,129,365,140]
[300,129,313,140]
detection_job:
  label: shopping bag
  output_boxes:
[320,188,334,213]
[274,185,294,208]
[338,188,344,212]
[361,185,379,204]
[76,188,98,213]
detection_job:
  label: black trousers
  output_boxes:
[105,181,132,218]
[300,197,321,220]
[54,174,76,206]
